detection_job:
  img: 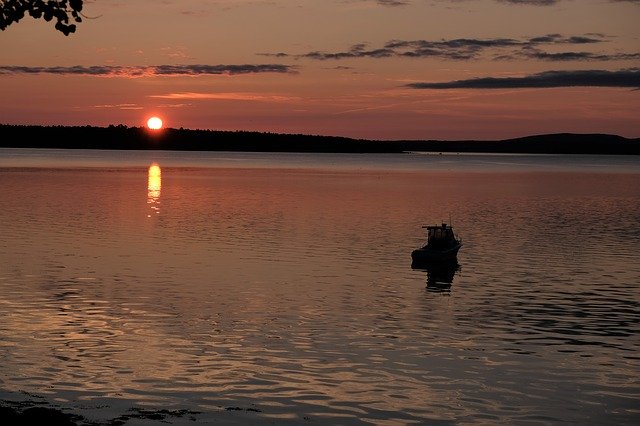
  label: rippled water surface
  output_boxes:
[1,149,639,424]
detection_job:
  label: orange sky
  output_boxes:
[0,0,639,140]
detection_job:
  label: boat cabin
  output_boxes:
[423,223,456,248]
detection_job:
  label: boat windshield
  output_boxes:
[429,226,451,239]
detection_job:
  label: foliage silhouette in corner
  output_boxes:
[1,0,83,36]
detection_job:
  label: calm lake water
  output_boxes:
[1,149,639,425]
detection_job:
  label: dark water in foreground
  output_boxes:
[1,149,639,424]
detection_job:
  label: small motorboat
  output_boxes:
[411,223,462,266]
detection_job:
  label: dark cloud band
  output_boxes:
[0,64,295,77]
[516,50,640,61]
[263,34,638,63]
[406,69,640,89]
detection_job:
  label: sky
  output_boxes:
[0,0,639,140]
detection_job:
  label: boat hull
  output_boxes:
[411,242,462,266]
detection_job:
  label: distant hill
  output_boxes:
[400,133,640,155]
[0,124,638,155]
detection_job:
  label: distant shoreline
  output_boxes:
[1,124,638,155]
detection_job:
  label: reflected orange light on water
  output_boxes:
[147,163,161,216]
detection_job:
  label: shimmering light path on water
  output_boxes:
[1,150,639,424]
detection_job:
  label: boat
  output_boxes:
[411,223,462,266]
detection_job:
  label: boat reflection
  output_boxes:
[412,260,460,293]
[147,163,161,216]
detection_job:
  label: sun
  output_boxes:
[147,116,163,130]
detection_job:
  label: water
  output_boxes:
[1,149,639,424]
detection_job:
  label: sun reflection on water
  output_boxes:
[147,163,161,216]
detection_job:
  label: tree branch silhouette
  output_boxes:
[1,0,83,35]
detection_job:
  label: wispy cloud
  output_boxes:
[160,46,193,60]
[262,34,638,62]
[406,68,640,89]
[90,103,143,110]
[375,0,410,5]
[498,0,640,5]
[363,0,639,5]
[499,0,640,4]
[498,0,559,5]
[0,64,295,77]
[149,92,299,102]
[157,103,192,108]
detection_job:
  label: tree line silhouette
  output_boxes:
[0,124,638,154]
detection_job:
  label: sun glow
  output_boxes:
[148,163,161,178]
[147,116,163,130]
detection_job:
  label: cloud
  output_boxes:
[300,43,395,60]
[0,64,295,77]
[498,0,559,5]
[359,0,639,5]
[386,38,523,60]
[348,0,409,6]
[375,0,410,5]
[149,92,299,102]
[90,103,143,110]
[515,50,640,61]
[496,0,640,3]
[527,34,602,44]
[501,0,640,4]
[406,69,640,89]
[160,46,193,60]
[265,34,638,63]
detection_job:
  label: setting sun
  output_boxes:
[147,117,163,130]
